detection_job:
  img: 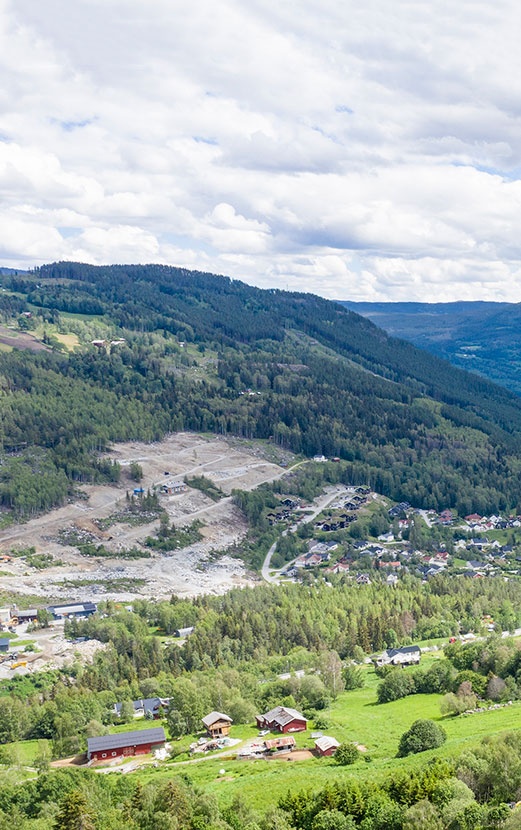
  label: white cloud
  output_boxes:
[1,0,521,299]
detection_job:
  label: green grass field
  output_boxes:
[134,657,521,808]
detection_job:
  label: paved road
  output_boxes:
[418,509,433,529]
[261,485,347,583]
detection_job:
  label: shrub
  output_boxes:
[377,670,414,703]
[334,742,359,765]
[440,692,477,716]
[342,663,365,690]
[398,719,447,756]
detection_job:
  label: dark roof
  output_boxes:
[387,646,420,657]
[49,602,97,614]
[87,727,165,754]
[113,697,169,716]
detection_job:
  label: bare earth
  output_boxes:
[0,433,291,602]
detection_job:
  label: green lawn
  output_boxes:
[132,659,521,808]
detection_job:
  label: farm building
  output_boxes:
[264,735,296,753]
[202,711,232,738]
[87,726,166,762]
[0,639,9,653]
[314,736,340,757]
[111,697,170,719]
[48,602,97,620]
[374,645,421,667]
[256,706,307,733]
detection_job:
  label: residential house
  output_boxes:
[112,697,170,719]
[256,706,307,733]
[374,645,421,667]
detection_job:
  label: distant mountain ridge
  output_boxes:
[340,300,521,394]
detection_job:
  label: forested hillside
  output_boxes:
[1,263,521,517]
[342,300,521,395]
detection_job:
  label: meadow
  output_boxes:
[140,654,521,809]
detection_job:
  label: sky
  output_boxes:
[2,1,521,301]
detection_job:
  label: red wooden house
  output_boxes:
[256,706,307,733]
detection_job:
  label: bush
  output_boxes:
[440,692,477,716]
[342,663,365,690]
[398,719,447,756]
[377,669,414,703]
[334,742,359,765]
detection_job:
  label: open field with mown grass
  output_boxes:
[135,654,521,808]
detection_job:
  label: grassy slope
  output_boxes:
[139,655,521,808]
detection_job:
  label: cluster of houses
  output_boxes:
[464,513,521,531]
[85,703,345,766]
[267,497,302,526]
[91,339,126,349]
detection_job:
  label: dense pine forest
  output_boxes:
[1,262,521,518]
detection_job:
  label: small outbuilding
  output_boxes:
[202,711,232,738]
[0,638,9,653]
[314,736,340,757]
[265,735,296,753]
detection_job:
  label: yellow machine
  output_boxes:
[10,661,27,669]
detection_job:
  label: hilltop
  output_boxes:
[0,264,521,521]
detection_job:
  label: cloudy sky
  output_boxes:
[2,0,521,301]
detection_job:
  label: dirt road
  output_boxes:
[0,433,303,600]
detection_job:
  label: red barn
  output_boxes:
[87,726,165,762]
[256,706,307,733]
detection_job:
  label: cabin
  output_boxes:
[314,736,340,757]
[256,706,307,733]
[49,602,97,620]
[201,711,232,738]
[87,726,166,762]
[374,645,421,667]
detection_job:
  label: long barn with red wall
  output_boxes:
[87,726,166,762]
